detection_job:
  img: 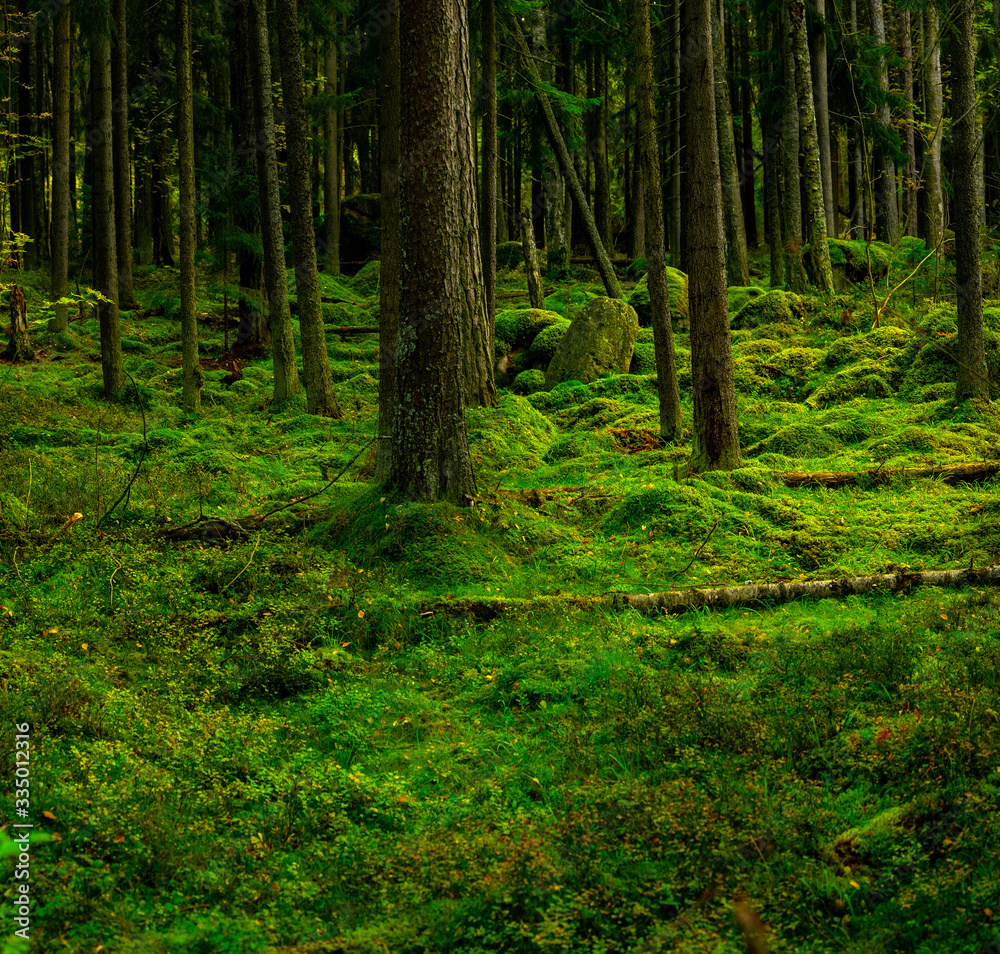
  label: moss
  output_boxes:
[748,422,843,458]
[727,285,766,315]
[626,257,647,280]
[732,289,805,330]
[807,360,895,407]
[554,397,632,430]
[826,239,893,283]
[350,260,381,296]
[510,369,547,395]
[496,241,524,270]
[526,319,571,367]
[543,428,616,463]
[546,298,640,389]
[544,286,599,319]
[629,341,656,374]
[494,308,564,350]
[466,392,555,471]
[626,268,689,327]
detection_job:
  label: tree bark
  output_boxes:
[789,0,834,293]
[112,0,135,307]
[481,0,498,331]
[388,0,475,503]
[669,0,682,266]
[869,0,899,244]
[682,0,741,472]
[764,111,784,287]
[17,17,35,271]
[323,39,341,273]
[275,0,340,416]
[739,10,758,248]
[951,0,988,402]
[810,0,835,235]
[49,2,71,332]
[521,210,546,309]
[711,0,749,285]
[91,31,125,397]
[636,0,682,442]
[248,0,301,402]
[781,4,806,291]
[899,9,918,237]
[922,4,945,257]
[177,0,200,411]
[592,48,612,252]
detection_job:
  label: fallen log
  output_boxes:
[781,461,1000,489]
[327,326,379,336]
[624,565,1000,615]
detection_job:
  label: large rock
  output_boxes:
[545,297,639,390]
[626,267,689,328]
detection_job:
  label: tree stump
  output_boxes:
[4,285,35,362]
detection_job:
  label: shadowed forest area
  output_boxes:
[1,0,1000,951]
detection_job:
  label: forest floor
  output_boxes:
[1,245,1000,953]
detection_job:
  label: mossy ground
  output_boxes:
[1,247,999,953]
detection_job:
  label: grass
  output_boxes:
[1,247,999,953]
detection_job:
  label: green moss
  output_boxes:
[544,286,599,319]
[496,241,524,270]
[827,239,893,283]
[728,285,766,315]
[748,422,843,458]
[732,289,805,330]
[494,308,563,349]
[626,268,689,327]
[466,392,555,471]
[629,342,656,374]
[807,360,895,407]
[526,319,571,367]
[510,369,547,395]
[350,260,381,296]
[546,298,640,389]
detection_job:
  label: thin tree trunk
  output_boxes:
[177,0,200,411]
[17,21,35,271]
[683,0,741,472]
[275,0,340,416]
[952,0,988,401]
[869,0,899,244]
[248,0,301,402]
[637,0,682,441]
[592,48,612,251]
[923,4,945,257]
[669,0,682,265]
[810,0,835,234]
[739,10,758,248]
[48,2,71,332]
[521,210,545,309]
[481,0,498,350]
[765,113,784,286]
[323,40,341,273]
[899,9,918,237]
[781,4,806,291]
[112,0,135,307]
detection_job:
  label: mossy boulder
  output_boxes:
[824,239,893,283]
[732,289,805,330]
[350,260,381,296]
[626,268,689,328]
[544,286,599,319]
[526,319,571,368]
[545,297,640,390]
[806,360,895,407]
[728,285,766,315]
[629,341,656,374]
[496,241,524,270]
[511,369,547,395]
[494,308,564,352]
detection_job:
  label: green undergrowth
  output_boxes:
[1,250,999,953]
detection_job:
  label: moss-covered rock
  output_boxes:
[626,268,689,328]
[544,286,599,319]
[732,289,805,330]
[496,241,524,270]
[526,319,571,368]
[824,239,892,283]
[727,285,766,315]
[350,260,381,296]
[629,341,656,374]
[545,297,640,390]
[494,308,564,350]
[510,369,547,395]
[806,360,895,407]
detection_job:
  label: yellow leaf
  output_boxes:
[358,610,365,619]
[81,643,88,651]
[42,811,56,821]
[850,881,859,888]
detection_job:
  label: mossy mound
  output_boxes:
[626,268,689,328]
[466,392,555,471]
[728,285,766,315]
[350,260,381,296]
[603,482,712,537]
[526,319,571,367]
[732,289,806,330]
[823,325,913,369]
[629,342,656,374]
[826,239,893,283]
[494,308,564,351]
[510,369,547,395]
[806,360,895,407]
[496,241,525,270]
[544,286,599,320]
[626,257,647,280]
[546,298,640,389]
[748,421,843,458]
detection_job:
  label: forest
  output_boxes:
[1,0,1000,949]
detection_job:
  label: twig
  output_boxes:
[224,533,260,592]
[668,517,719,582]
[98,369,149,528]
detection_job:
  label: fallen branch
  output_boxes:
[781,461,1000,489]
[327,326,379,336]
[624,565,1000,615]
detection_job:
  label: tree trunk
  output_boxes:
[323,40,341,273]
[810,0,835,234]
[636,0,682,442]
[388,0,475,503]
[31,31,47,263]
[248,0,301,402]
[112,0,135,307]
[91,32,125,397]
[764,112,784,286]
[869,0,899,244]
[49,2,71,333]
[592,49,612,251]
[378,2,401,478]
[682,0,741,472]
[17,21,35,271]
[781,4,806,291]
[790,0,834,292]
[177,0,200,412]
[5,287,34,362]
[923,4,945,257]
[152,130,174,267]
[481,0,498,333]
[711,0,749,285]
[669,0,682,266]
[521,210,546,309]
[739,11,758,248]
[951,0,988,402]
[899,9,918,237]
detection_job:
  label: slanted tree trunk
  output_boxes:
[49,2,71,332]
[248,0,301,402]
[112,0,135,307]
[636,0,681,442]
[683,0,741,472]
[521,211,546,309]
[781,4,806,291]
[388,0,475,503]
[790,0,834,292]
[923,4,945,256]
[378,1,401,479]
[869,0,899,244]
[810,0,835,234]
[952,0,988,402]
[275,0,340,416]
[711,0,749,285]
[91,31,125,397]
[323,38,341,273]
[177,0,200,412]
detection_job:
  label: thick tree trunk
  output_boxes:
[112,0,135,307]
[669,0,683,266]
[248,0,301,402]
[810,0,835,235]
[49,3,71,332]
[388,0,475,503]
[869,0,899,244]
[91,33,125,397]
[682,0,741,472]
[922,4,945,257]
[790,0,834,292]
[275,0,340,416]
[636,0,682,442]
[951,0,988,402]
[378,2,401,479]
[711,0,749,285]
[323,41,341,274]
[177,0,200,412]
[781,5,806,291]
